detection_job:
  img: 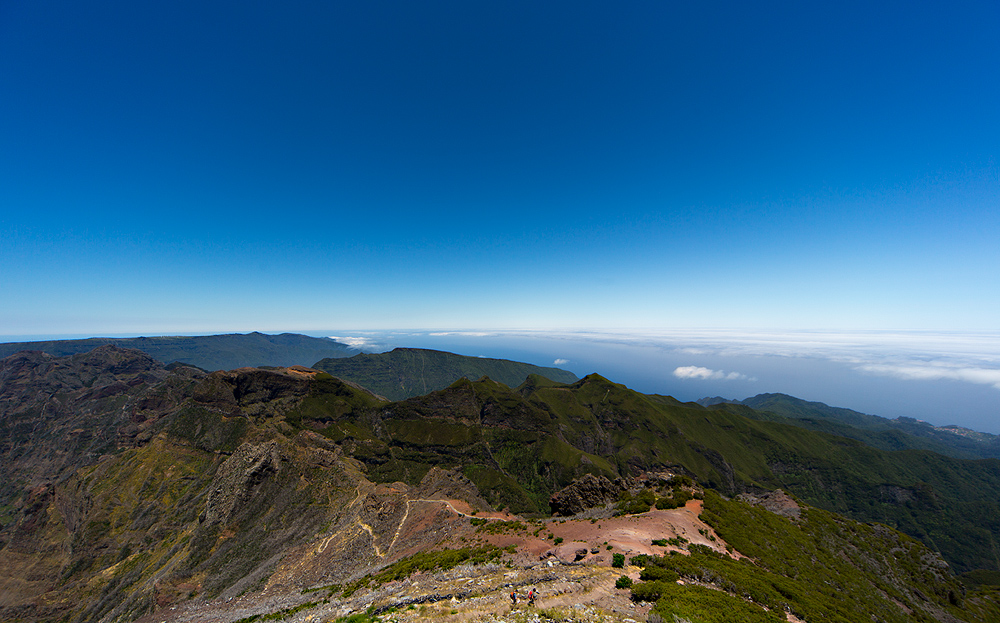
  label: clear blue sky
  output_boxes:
[2,0,998,335]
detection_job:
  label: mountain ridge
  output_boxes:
[699,392,1000,459]
[0,332,356,372]
[312,347,579,401]
[3,344,1000,622]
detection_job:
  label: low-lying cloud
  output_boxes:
[328,336,374,350]
[519,328,1000,393]
[857,363,1000,390]
[674,366,755,382]
[554,358,569,365]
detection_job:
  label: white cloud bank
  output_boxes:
[858,363,1000,390]
[490,328,1000,393]
[554,358,569,365]
[674,366,755,382]
[328,336,373,349]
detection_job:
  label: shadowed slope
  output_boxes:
[731,393,1000,460]
[312,348,578,401]
[0,332,355,371]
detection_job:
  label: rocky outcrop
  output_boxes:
[0,345,165,411]
[542,542,591,564]
[192,368,312,418]
[205,441,285,525]
[549,474,623,516]
[737,489,801,519]
[0,346,186,550]
[415,467,492,512]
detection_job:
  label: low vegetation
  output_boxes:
[627,491,1000,623]
[474,520,527,534]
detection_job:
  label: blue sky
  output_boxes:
[2,2,998,427]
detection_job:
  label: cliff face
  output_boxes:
[0,346,197,544]
[0,348,489,623]
[0,347,183,619]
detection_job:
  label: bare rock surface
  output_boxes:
[205,440,286,525]
[736,489,801,519]
[0,346,190,547]
[549,474,623,516]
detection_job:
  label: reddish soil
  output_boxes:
[476,500,735,566]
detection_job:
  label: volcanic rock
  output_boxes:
[549,474,623,516]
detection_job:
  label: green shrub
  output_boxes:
[640,565,678,583]
[649,583,782,623]
[963,570,1000,588]
[475,520,525,534]
[669,475,693,487]
[612,553,625,568]
[630,580,671,602]
[619,488,657,514]
[616,575,633,589]
[655,489,694,510]
[630,554,651,567]
[655,496,679,510]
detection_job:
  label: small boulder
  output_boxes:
[548,543,591,564]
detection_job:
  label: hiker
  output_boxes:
[528,588,536,606]
[510,590,517,605]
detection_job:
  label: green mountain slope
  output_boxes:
[0,331,355,371]
[4,347,1000,622]
[631,490,999,623]
[312,347,578,400]
[736,393,1000,459]
[290,370,1000,574]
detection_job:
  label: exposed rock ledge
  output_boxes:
[736,489,801,519]
[549,474,623,516]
